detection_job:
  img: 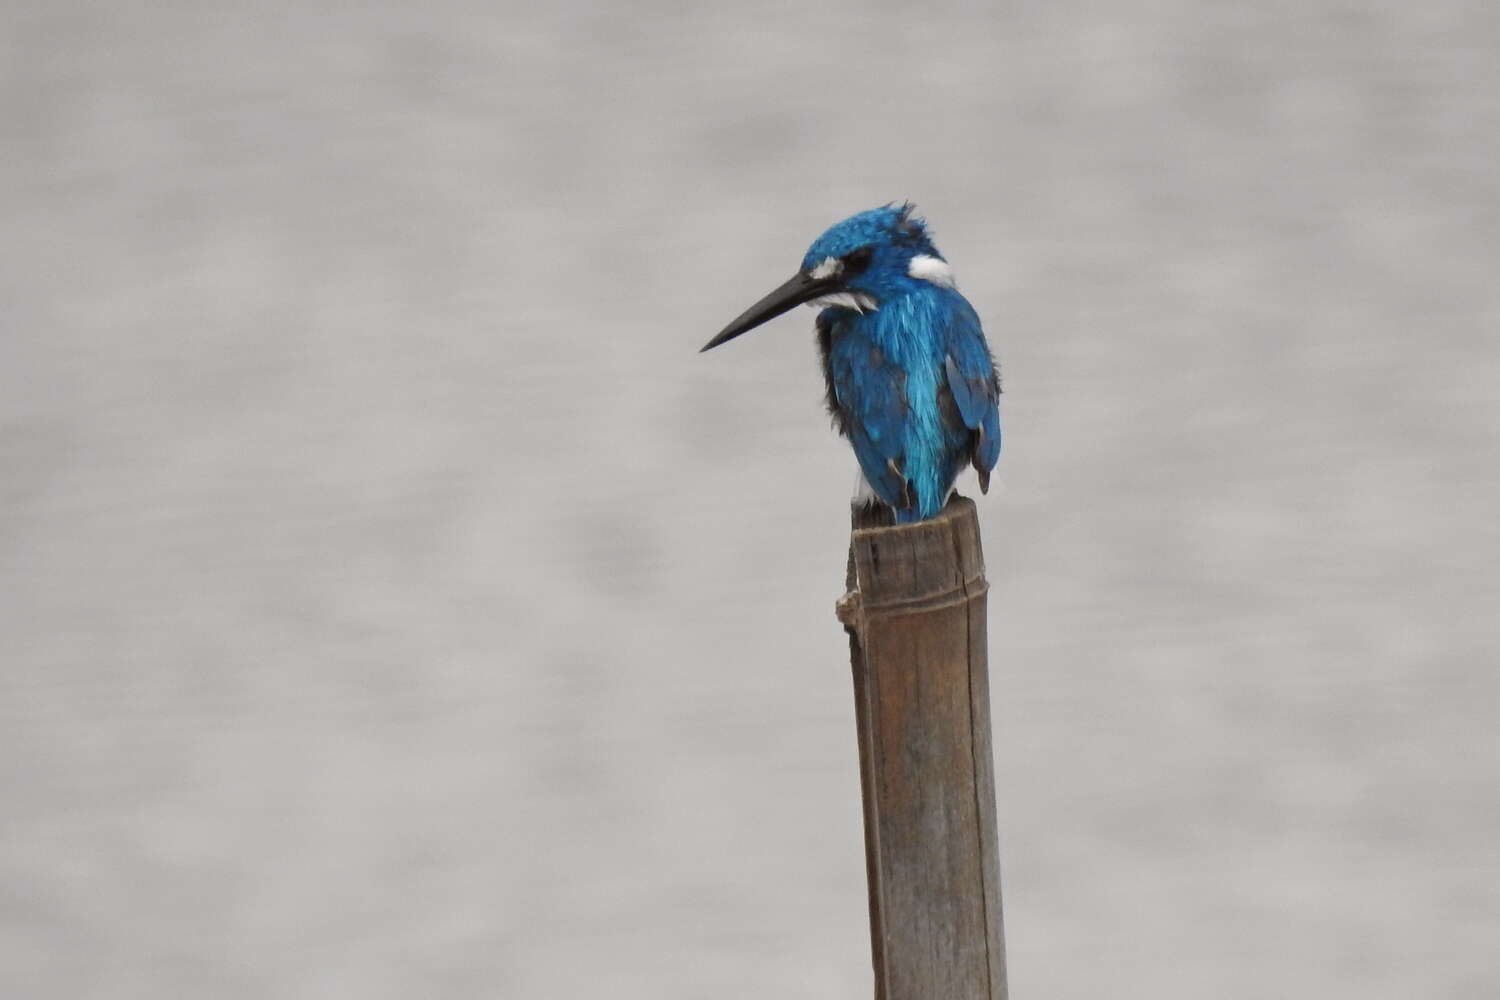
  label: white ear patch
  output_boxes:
[810,257,843,280]
[908,254,956,288]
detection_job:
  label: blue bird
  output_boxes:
[701,203,1001,523]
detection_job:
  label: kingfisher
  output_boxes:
[701,203,1001,523]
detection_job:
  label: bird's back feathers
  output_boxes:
[818,285,1000,521]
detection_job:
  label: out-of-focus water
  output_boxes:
[3,3,1497,997]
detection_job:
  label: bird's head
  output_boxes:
[701,203,955,352]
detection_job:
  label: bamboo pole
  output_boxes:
[837,496,1008,1000]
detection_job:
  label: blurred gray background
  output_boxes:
[3,2,1497,997]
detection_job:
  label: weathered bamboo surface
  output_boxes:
[838,496,1008,1000]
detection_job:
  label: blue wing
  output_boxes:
[820,314,914,512]
[940,295,1001,490]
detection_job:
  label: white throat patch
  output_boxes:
[807,291,878,313]
[908,254,956,288]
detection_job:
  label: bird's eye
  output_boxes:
[843,247,874,273]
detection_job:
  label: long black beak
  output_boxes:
[700,270,836,352]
